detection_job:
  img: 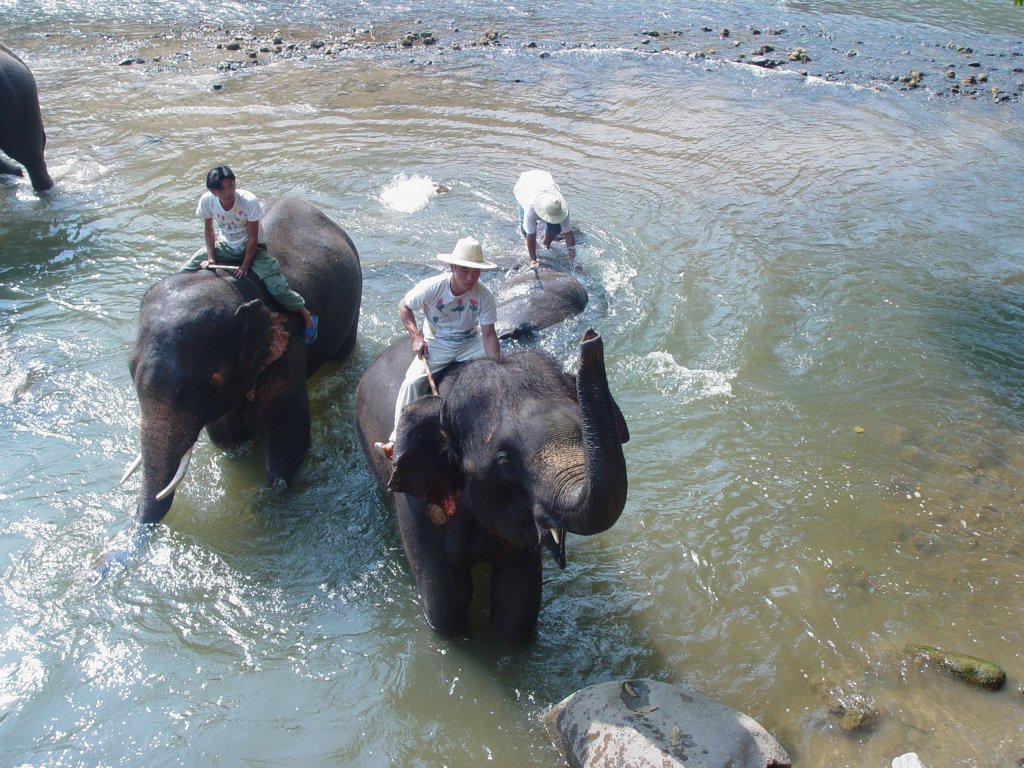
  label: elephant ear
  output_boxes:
[235,300,288,396]
[387,395,462,516]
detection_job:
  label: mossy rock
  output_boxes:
[827,692,879,733]
[902,644,1006,690]
[811,677,880,733]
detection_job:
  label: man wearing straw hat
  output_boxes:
[374,236,500,461]
[513,169,577,270]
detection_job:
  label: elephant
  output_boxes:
[355,328,629,638]
[493,266,588,340]
[0,43,53,192]
[96,197,362,575]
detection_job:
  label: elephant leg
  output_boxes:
[3,144,53,191]
[332,318,358,361]
[0,156,24,178]
[252,348,312,484]
[206,410,251,447]
[259,389,311,485]
[24,159,53,192]
[394,496,472,635]
[490,553,543,638]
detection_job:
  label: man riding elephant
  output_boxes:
[181,166,319,344]
[96,196,362,577]
[373,235,500,461]
[357,322,629,637]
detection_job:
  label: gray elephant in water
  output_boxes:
[493,266,589,340]
[96,197,362,576]
[355,328,629,638]
[0,43,53,192]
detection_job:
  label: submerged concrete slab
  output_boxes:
[542,679,791,768]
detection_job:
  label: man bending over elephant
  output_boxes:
[374,236,500,460]
[514,168,578,271]
[181,165,318,344]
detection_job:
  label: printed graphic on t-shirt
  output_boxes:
[198,190,264,248]
[429,296,479,334]
[215,204,249,244]
[432,296,479,323]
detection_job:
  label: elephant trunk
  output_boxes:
[92,521,157,581]
[554,329,628,536]
[93,419,197,580]
[133,414,202,527]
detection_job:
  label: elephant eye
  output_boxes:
[494,450,512,466]
[175,380,215,408]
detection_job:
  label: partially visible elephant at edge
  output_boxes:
[0,43,53,192]
[96,197,362,576]
[355,328,629,638]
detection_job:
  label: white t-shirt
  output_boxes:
[196,189,267,254]
[513,169,571,236]
[403,272,497,345]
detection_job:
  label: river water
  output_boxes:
[2,1,1024,766]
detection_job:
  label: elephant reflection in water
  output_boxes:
[96,197,362,577]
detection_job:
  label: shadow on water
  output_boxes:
[925,277,1024,416]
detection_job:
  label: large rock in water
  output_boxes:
[542,679,791,768]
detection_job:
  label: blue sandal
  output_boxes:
[304,315,318,345]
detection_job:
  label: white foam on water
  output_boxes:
[639,350,735,402]
[379,173,441,214]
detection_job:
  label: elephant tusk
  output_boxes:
[155,446,194,501]
[535,519,568,569]
[535,523,563,545]
[119,454,143,485]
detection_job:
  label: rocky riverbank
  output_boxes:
[99,17,1024,108]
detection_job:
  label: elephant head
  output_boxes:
[384,329,629,632]
[95,275,289,575]
[130,281,289,501]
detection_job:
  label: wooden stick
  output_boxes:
[422,355,439,396]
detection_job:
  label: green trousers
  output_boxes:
[181,239,306,312]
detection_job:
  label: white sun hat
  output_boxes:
[533,189,568,224]
[437,236,498,270]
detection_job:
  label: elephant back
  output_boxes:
[262,196,363,372]
[0,43,40,113]
[493,269,588,340]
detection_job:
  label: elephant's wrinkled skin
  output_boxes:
[0,43,53,192]
[493,267,588,340]
[355,329,629,638]
[97,197,361,575]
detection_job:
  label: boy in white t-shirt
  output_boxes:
[374,236,500,460]
[180,165,318,344]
